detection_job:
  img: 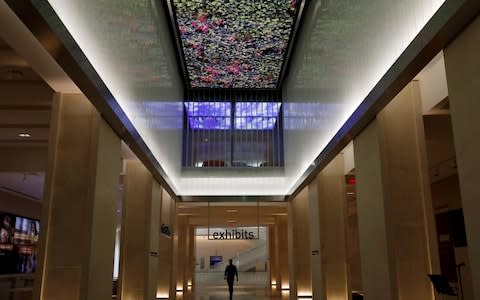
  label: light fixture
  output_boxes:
[18,133,31,138]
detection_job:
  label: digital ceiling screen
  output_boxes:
[172,0,299,88]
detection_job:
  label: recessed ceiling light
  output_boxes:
[18,133,31,138]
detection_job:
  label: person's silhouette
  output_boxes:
[224,259,238,300]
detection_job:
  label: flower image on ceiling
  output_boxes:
[172,0,299,89]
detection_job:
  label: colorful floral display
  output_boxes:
[173,0,299,88]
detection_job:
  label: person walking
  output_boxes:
[224,259,238,300]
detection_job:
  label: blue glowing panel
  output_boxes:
[185,102,231,129]
[172,0,300,88]
[235,102,281,130]
[184,102,281,130]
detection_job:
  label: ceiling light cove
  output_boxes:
[172,0,300,88]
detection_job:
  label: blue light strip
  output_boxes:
[184,102,281,130]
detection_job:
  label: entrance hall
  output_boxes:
[0,0,479,299]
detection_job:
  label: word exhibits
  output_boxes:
[211,229,255,240]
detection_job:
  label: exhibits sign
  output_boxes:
[208,227,259,240]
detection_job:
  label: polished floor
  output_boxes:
[180,285,289,300]
[180,272,289,300]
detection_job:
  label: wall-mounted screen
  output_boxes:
[172,0,300,88]
[0,212,39,274]
[209,255,223,267]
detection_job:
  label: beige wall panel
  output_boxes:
[317,155,350,299]
[35,93,120,300]
[175,216,188,293]
[157,189,174,298]
[170,205,179,298]
[444,15,480,300]
[120,160,159,300]
[157,234,173,299]
[354,82,438,300]
[378,82,437,300]
[287,202,296,299]
[289,188,311,298]
[268,225,279,290]
[276,215,289,291]
[307,175,325,300]
[184,225,195,290]
[146,181,162,300]
[354,120,397,300]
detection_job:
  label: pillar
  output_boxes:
[34,93,121,300]
[307,176,325,299]
[119,160,161,300]
[184,225,195,290]
[276,215,289,292]
[309,154,350,299]
[157,234,173,299]
[353,82,439,300]
[157,189,173,299]
[269,224,280,292]
[288,188,311,299]
[444,16,480,300]
[169,205,179,299]
[171,214,188,297]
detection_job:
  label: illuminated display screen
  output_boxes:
[172,0,299,88]
[185,102,231,130]
[185,102,281,130]
[235,102,281,130]
[1,212,39,274]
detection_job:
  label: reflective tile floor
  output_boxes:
[179,285,289,300]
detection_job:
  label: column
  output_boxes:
[444,16,480,300]
[309,154,350,299]
[119,160,161,300]
[171,215,188,297]
[307,176,325,299]
[268,224,279,292]
[184,225,195,290]
[157,233,173,299]
[353,82,439,300]
[169,205,179,299]
[34,93,121,300]
[157,189,173,299]
[276,215,289,292]
[288,188,311,299]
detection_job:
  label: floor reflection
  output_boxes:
[181,285,289,300]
